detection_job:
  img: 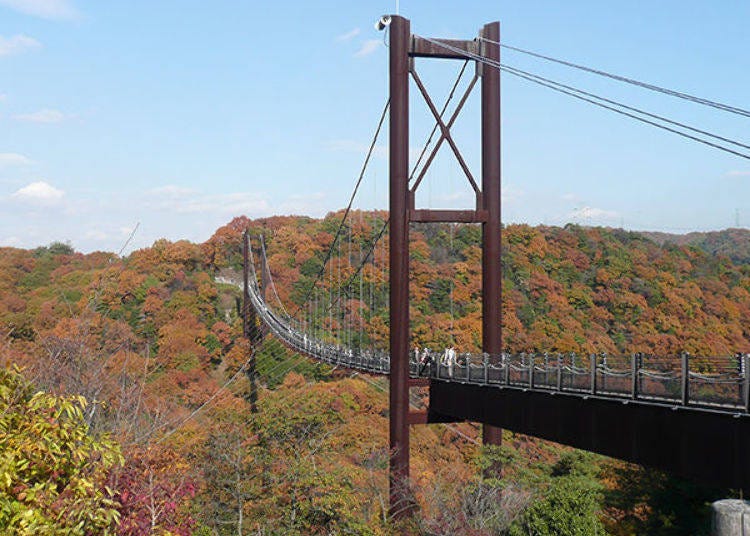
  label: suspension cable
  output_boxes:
[292,99,390,319]
[420,37,750,161]
[323,217,390,316]
[259,236,291,319]
[478,36,750,118]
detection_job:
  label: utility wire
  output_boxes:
[420,37,750,161]
[117,222,140,257]
[479,36,750,119]
[292,100,390,319]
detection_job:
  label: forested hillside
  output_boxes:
[1,215,745,534]
[643,228,750,266]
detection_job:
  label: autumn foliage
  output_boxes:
[1,217,747,533]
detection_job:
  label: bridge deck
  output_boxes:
[429,379,750,492]
[240,251,750,492]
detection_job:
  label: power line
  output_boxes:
[478,37,750,119]
[420,37,750,161]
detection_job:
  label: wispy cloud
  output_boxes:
[354,39,382,58]
[120,225,137,237]
[0,34,41,57]
[0,93,7,102]
[0,0,79,20]
[0,236,21,247]
[84,229,107,241]
[15,108,67,123]
[11,180,64,204]
[0,152,33,166]
[336,28,360,42]
[148,185,198,197]
[569,206,618,221]
[278,192,327,216]
[146,190,271,216]
[325,139,387,159]
[726,170,750,178]
[502,185,524,204]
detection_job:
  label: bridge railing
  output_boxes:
[242,244,749,414]
[430,351,750,413]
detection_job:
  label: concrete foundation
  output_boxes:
[712,500,750,535]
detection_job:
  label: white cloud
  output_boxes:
[502,185,524,204]
[726,170,750,178]
[435,191,473,203]
[0,34,41,57]
[0,93,7,101]
[354,39,382,58]
[0,152,32,166]
[325,139,387,159]
[15,108,67,123]
[147,190,271,216]
[278,192,327,216]
[569,206,619,220]
[0,236,21,247]
[0,0,78,20]
[148,185,198,196]
[12,180,64,203]
[336,28,360,42]
[85,229,107,241]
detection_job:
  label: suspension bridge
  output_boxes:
[231,15,750,520]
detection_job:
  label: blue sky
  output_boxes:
[1,1,749,253]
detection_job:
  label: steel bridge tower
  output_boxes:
[386,15,503,519]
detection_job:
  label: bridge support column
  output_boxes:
[242,231,258,413]
[388,14,415,521]
[480,21,504,452]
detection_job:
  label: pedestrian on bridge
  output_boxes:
[418,347,433,376]
[442,347,457,378]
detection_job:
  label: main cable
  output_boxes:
[478,36,750,119]
[420,37,750,161]
[291,100,390,320]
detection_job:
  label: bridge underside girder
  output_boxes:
[428,380,750,492]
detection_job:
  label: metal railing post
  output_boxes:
[505,354,511,385]
[590,353,597,395]
[483,353,489,384]
[681,352,690,406]
[556,353,563,391]
[529,354,535,389]
[631,353,639,400]
[744,354,750,413]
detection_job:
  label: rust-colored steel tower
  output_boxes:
[387,15,503,519]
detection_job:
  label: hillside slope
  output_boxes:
[0,217,742,534]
